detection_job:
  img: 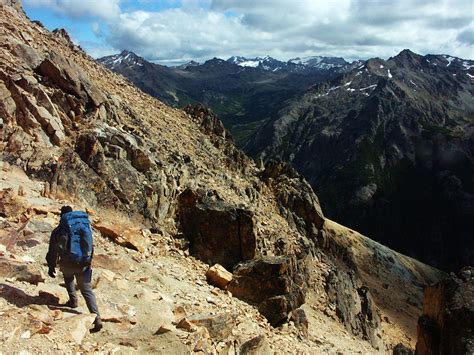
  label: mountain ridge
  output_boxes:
[246,48,474,271]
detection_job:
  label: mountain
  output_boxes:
[98,52,354,146]
[246,49,474,271]
[0,1,451,353]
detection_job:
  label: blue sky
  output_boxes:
[23,0,474,65]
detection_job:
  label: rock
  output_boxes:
[94,221,148,252]
[27,304,58,326]
[51,314,96,344]
[12,43,42,69]
[155,324,173,335]
[228,255,309,326]
[188,313,236,342]
[0,188,27,218]
[416,267,474,355]
[260,160,324,240]
[0,258,44,285]
[36,283,68,305]
[189,326,213,354]
[325,269,383,349]
[0,0,23,12]
[175,317,195,332]
[36,52,106,108]
[290,308,308,337]
[393,343,414,355]
[240,335,271,355]
[178,188,256,269]
[184,104,251,172]
[172,306,187,321]
[206,264,233,290]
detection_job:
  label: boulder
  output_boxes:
[94,221,148,252]
[36,283,69,305]
[50,313,96,344]
[325,269,383,349]
[0,258,44,285]
[205,264,233,290]
[188,313,236,342]
[228,255,309,326]
[416,267,474,355]
[290,308,308,337]
[393,343,414,355]
[36,52,105,108]
[240,335,271,355]
[178,188,256,269]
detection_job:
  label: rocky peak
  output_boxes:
[0,0,22,12]
[391,48,424,68]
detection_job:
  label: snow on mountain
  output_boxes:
[99,50,144,69]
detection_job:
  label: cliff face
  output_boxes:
[246,50,474,271]
[417,267,474,354]
[0,2,445,353]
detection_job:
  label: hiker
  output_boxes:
[46,205,102,332]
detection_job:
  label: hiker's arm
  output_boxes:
[45,226,61,269]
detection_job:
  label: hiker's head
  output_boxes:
[60,205,73,216]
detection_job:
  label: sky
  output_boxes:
[23,0,474,65]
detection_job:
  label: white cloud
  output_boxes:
[26,0,474,62]
[25,0,121,21]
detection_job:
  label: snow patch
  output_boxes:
[379,65,384,69]
[359,84,377,91]
[409,80,418,87]
[462,61,474,70]
[467,73,474,79]
[443,55,455,66]
[387,69,392,78]
[239,60,259,68]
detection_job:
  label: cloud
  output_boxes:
[457,27,474,45]
[25,0,121,21]
[26,0,474,62]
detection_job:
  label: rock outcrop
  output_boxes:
[416,267,474,355]
[325,268,383,349]
[228,255,310,326]
[260,160,325,241]
[177,188,256,269]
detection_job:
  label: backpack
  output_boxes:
[60,211,93,267]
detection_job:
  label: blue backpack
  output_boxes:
[60,211,93,267]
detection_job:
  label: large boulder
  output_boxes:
[325,268,383,350]
[36,52,106,108]
[416,267,474,355]
[178,188,256,269]
[228,254,309,326]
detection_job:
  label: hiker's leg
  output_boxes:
[76,268,100,316]
[62,269,78,304]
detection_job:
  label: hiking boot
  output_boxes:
[90,316,103,333]
[65,299,78,308]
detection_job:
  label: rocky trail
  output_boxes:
[0,162,376,353]
[0,1,465,354]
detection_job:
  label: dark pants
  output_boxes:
[61,265,100,317]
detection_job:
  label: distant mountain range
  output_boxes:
[98,51,360,145]
[246,49,474,270]
[99,49,474,270]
